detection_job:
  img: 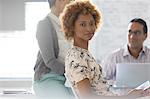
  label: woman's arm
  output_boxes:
[76,79,148,99]
[76,78,93,99]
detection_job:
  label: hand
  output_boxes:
[127,89,143,97]
[142,87,150,96]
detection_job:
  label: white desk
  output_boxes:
[0,94,36,99]
[137,96,150,99]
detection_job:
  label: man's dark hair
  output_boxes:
[130,18,148,34]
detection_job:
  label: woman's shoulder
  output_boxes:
[66,46,89,59]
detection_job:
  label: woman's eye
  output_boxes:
[90,23,94,26]
[90,21,95,26]
[80,23,86,27]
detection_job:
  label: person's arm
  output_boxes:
[76,78,93,98]
[65,50,95,98]
[76,79,143,99]
[128,88,150,97]
[36,18,64,75]
[127,89,144,97]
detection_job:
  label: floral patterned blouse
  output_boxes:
[65,46,116,96]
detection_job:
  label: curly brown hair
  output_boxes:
[60,0,101,41]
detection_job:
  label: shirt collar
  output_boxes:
[123,45,146,57]
[48,12,60,25]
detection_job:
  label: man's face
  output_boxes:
[57,0,70,13]
[127,22,147,49]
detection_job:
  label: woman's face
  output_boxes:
[74,13,96,41]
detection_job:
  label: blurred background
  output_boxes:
[0,0,150,94]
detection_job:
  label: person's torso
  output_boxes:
[65,46,109,95]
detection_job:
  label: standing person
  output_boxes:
[101,18,150,80]
[33,0,73,99]
[61,1,149,99]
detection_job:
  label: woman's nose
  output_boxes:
[86,25,94,31]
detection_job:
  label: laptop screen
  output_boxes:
[115,63,150,88]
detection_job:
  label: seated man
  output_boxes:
[101,18,150,80]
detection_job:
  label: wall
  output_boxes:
[90,0,150,62]
[0,0,2,29]
[0,0,25,31]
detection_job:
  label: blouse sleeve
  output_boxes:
[65,52,92,84]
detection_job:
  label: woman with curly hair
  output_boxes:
[61,0,149,99]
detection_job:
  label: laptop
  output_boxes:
[115,63,150,88]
